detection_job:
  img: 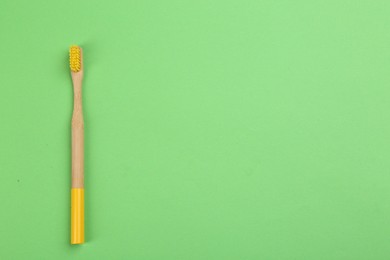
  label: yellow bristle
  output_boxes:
[69,45,81,72]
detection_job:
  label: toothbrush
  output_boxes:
[69,45,85,244]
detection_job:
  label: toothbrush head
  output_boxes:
[69,45,82,72]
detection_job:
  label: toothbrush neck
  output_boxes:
[72,74,83,120]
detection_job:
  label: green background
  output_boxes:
[1,0,390,259]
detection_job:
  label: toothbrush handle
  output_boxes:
[71,76,84,244]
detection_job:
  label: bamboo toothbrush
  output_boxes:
[69,45,85,244]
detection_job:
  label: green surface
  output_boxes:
[1,0,390,259]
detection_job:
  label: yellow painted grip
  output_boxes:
[71,188,84,244]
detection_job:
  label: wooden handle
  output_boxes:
[71,72,85,244]
[71,73,84,188]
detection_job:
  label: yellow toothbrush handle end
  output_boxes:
[71,188,84,244]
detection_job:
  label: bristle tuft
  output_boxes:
[69,46,81,72]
